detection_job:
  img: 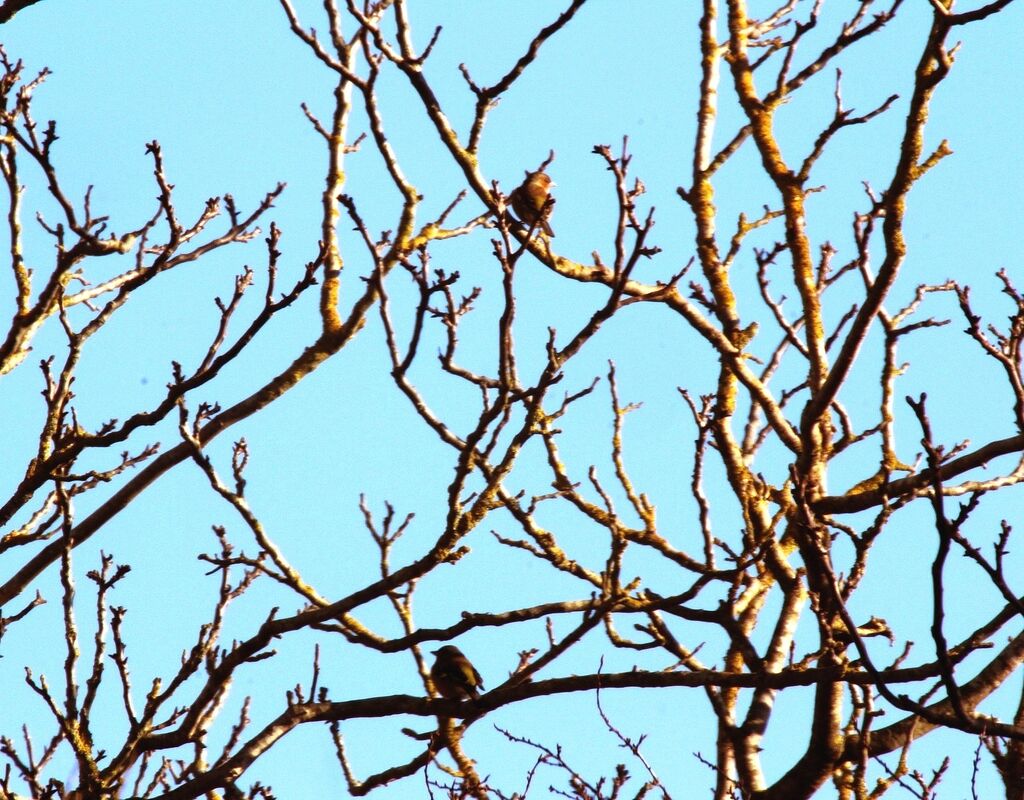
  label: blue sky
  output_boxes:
[1,0,1023,797]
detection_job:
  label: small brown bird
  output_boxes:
[508,170,555,237]
[430,645,485,701]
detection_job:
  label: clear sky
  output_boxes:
[1,1,1023,797]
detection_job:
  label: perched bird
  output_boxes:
[430,645,485,701]
[508,170,555,237]
[830,615,893,647]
